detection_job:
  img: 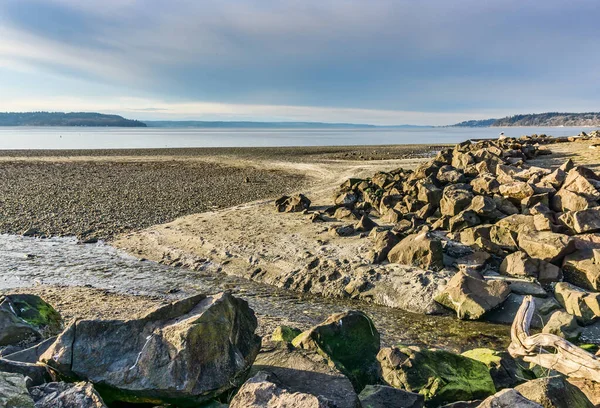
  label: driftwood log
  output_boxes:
[508,295,600,382]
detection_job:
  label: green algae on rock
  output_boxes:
[378,345,496,407]
[292,310,380,391]
[0,294,62,346]
[271,325,302,343]
[461,348,533,390]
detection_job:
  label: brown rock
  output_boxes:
[387,232,444,270]
[471,173,501,195]
[554,282,600,325]
[559,208,600,234]
[563,249,600,291]
[499,181,534,200]
[440,184,474,216]
[518,231,574,263]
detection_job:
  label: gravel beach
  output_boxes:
[0,144,445,241]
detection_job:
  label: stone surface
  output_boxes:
[559,208,600,234]
[477,389,542,408]
[292,311,380,390]
[276,194,311,213]
[517,231,574,263]
[554,282,600,325]
[461,348,530,390]
[0,294,62,347]
[0,371,34,408]
[378,346,495,407]
[515,376,594,408]
[499,181,534,200]
[542,310,582,341]
[40,293,261,406]
[387,232,444,270]
[30,381,107,408]
[358,385,424,408]
[434,270,511,320]
[440,184,474,216]
[562,249,600,291]
[271,325,302,343]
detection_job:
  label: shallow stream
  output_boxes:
[0,234,510,352]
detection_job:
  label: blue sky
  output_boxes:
[0,0,599,125]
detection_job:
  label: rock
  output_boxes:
[477,389,542,408]
[334,207,360,221]
[484,294,561,328]
[369,230,400,264]
[449,211,481,233]
[417,181,443,205]
[381,209,403,224]
[387,232,444,270]
[230,371,336,408]
[567,379,600,407]
[499,251,561,282]
[440,184,474,216]
[2,336,56,364]
[460,225,492,246]
[559,208,600,234]
[434,270,511,320]
[358,385,424,408]
[554,282,600,325]
[30,382,107,408]
[499,181,534,201]
[377,346,495,406]
[492,195,520,215]
[251,342,360,408]
[271,326,302,343]
[514,376,594,408]
[355,215,378,232]
[471,174,501,195]
[335,191,358,207]
[0,294,62,347]
[276,194,311,213]
[292,311,380,390]
[329,224,355,237]
[517,231,574,263]
[40,293,261,406]
[437,165,466,184]
[563,167,600,201]
[461,348,529,390]
[562,249,600,291]
[542,310,582,341]
[467,196,497,218]
[552,188,594,212]
[0,371,35,408]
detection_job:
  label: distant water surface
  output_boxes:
[0,126,590,150]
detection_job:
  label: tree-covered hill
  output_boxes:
[0,112,146,127]
[453,112,600,127]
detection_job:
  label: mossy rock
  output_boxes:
[292,310,380,391]
[271,325,302,343]
[378,345,496,407]
[462,348,534,390]
[7,294,63,335]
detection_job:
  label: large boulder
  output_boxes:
[554,282,600,325]
[0,294,62,347]
[369,230,400,264]
[499,251,562,282]
[30,382,107,408]
[461,348,530,390]
[440,184,474,216]
[292,311,380,390]
[559,208,600,234]
[275,194,311,213]
[377,346,495,406]
[471,174,501,195]
[562,249,600,291]
[517,231,574,263]
[358,385,424,408]
[40,293,261,406]
[434,270,511,320]
[230,371,335,408]
[250,342,360,408]
[542,310,582,341]
[551,189,594,212]
[478,389,542,408]
[499,181,534,201]
[562,167,600,202]
[387,232,444,271]
[0,371,34,408]
[514,376,594,408]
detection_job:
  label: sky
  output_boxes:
[0,0,599,125]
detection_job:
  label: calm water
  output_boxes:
[0,126,590,149]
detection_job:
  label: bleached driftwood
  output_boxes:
[508,295,600,382]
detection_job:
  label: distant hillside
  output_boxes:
[145,120,380,129]
[0,112,146,127]
[453,112,600,127]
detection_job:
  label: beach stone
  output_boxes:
[440,184,474,216]
[540,168,566,189]
[0,371,35,408]
[416,181,443,205]
[471,174,500,195]
[271,325,302,343]
[467,195,497,217]
[292,310,380,390]
[355,215,378,232]
[485,294,561,327]
[551,188,594,212]
[334,207,360,221]
[335,191,358,207]
[437,165,466,184]
[517,231,574,263]
[542,310,582,341]
[358,385,424,408]
[230,371,335,408]
[377,346,495,407]
[0,294,62,347]
[459,225,492,246]
[250,342,360,408]
[492,195,520,215]
[499,252,539,278]
[477,389,542,408]
[329,224,355,237]
[448,211,481,233]
[559,208,600,234]
[515,376,594,408]
[369,230,400,264]
[554,282,600,325]
[434,270,511,320]
[563,168,600,201]
[276,194,311,213]
[461,348,529,390]
[387,232,444,270]
[30,381,107,408]
[562,249,600,291]
[499,181,534,200]
[40,293,261,406]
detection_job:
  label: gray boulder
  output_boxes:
[30,382,107,408]
[358,385,424,408]
[514,376,594,408]
[0,371,34,408]
[477,389,542,408]
[40,293,261,406]
[0,294,62,347]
